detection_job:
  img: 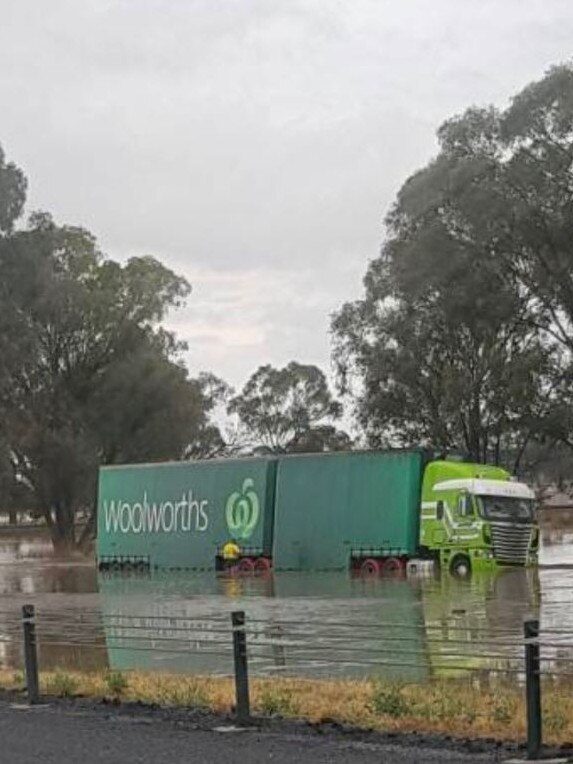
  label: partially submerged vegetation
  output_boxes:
[0,669,572,746]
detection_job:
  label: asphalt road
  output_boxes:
[0,701,515,764]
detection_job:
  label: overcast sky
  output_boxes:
[1,0,572,390]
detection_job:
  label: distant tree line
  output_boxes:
[2,63,573,552]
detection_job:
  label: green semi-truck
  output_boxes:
[96,450,538,576]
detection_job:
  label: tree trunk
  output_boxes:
[50,528,75,557]
[49,501,76,557]
[77,508,96,553]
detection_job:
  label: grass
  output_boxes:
[45,670,79,698]
[104,671,129,700]
[0,669,572,746]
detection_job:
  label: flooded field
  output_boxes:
[0,512,570,680]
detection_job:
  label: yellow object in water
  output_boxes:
[222,541,240,560]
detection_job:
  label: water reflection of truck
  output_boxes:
[99,569,540,683]
[97,451,538,577]
[98,571,430,682]
[416,567,540,677]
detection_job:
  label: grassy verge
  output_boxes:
[0,669,572,746]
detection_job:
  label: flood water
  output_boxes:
[0,514,571,681]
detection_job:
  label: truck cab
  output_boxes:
[420,460,538,575]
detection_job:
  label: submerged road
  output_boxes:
[0,701,515,763]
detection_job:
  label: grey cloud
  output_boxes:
[1,0,573,386]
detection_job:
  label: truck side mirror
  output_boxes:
[436,501,444,520]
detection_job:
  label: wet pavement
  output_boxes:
[0,700,509,764]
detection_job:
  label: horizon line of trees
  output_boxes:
[2,62,573,552]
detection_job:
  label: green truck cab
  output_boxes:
[420,460,538,576]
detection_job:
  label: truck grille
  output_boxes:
[491,523,532,565]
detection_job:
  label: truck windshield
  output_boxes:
[475,495,534,522]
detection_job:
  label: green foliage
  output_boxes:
[157,679,208,708]
[332,64,573,465]
[0,144,26,233]
[0,145,225,552]
[544,705,568,734]
[492,696,515,725]
[258,686,297,716]
[185,373,234,458]
[104,671,129,699]
[230,362,351,454]
[46,671,79,698]
[369,683,408,718]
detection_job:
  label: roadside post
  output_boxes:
[22,604,39,704]
[524,619,542,760]
[231,610,250,723]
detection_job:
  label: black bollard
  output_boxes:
[22,604,39,704]
[231,610,250,723]
[524,619,541,760]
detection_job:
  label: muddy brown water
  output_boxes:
[0,513,570,680]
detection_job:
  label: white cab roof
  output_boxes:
[432,478,535,500]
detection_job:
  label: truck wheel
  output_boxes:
[360,558,382,576]
[254,557,272,574]
[382,557,405,577]
[450,554,471,578]
[237,557,255,574]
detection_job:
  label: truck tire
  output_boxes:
[450,554,471,578]
[382,557,405,577]
[254,557,272,573]
[237,557,255,574]
[360,558,382,576]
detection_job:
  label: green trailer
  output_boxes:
[273,450,424,571]
[97,458,276,570]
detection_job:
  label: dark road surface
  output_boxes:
[0,701,515,763]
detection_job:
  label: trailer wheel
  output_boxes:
[360,558,382,576]
[254,557,272,574]
[382,557,405,577]
[237,557,255,574]
[450,554,471,578]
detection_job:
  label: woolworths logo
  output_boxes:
[103,491,209,535]
[225,478,260,540]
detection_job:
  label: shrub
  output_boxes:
[258,687,296,717]
[492,697,515,725]
[46,671,78,698]
[105,671,129,699]
[158,680,208,709]
[544,706,568,734]
[369,683,408,718]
